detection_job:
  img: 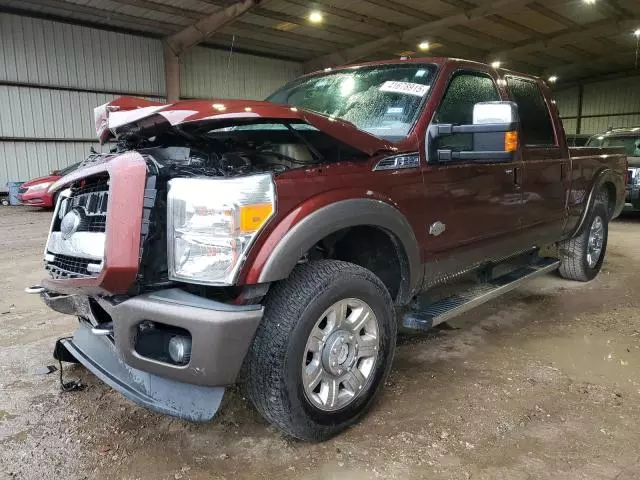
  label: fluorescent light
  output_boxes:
[418,41,430,51]
[548,75,558,83]
[309,11,323,23]
[491,61,501,69]
[634,29,640,37]
[583,0,596,4]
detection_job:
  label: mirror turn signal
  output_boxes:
[504,131,518,152]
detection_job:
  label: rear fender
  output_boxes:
[570,167,621,237]
[253,197,422,304]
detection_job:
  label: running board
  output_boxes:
[403,258,560,331]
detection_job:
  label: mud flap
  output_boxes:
[60,324,224,422]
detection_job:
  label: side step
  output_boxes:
[403,258,560,331]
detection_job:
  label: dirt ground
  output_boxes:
[1,206,640,480]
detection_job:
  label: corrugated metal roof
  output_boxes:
[0,0,639,81]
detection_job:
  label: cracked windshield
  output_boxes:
[268,64,436,141]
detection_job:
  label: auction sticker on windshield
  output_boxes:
[379,81,430,97]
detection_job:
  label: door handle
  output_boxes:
[506,167,521,187]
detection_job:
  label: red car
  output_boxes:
[18,162,80,207]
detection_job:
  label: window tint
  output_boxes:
[434,72,500,150]
[506,78,555,146]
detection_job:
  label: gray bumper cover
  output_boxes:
[62,324,224,422]
[48,288,264,422]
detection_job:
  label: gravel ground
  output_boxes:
[1,206,640,480]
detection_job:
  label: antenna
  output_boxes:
[225,35,236,97]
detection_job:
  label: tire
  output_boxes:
[243,260,396,442]
[558,191,609,282]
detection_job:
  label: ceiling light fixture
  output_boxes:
[491,61,501,69]
[583,0,596,4]
[309,11,323,23]
[418,41,430,51]
[548,75,558,83]
[634,28,640,37]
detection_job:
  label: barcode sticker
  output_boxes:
[379,81,430,97]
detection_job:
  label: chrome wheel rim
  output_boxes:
[586,215,604,268]
[302,298,380,411]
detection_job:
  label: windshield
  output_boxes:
[586,134,640,156]
[267,64,437,141]
[59,162,81,176]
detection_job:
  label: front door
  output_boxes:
[420,70,525,285]
[505,76,566,245]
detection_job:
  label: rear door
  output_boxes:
[505,77,566,245]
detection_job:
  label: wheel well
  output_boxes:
[306,226,407,302]
[601,181,616,219]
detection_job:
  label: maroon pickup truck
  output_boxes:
[32,57,626,441]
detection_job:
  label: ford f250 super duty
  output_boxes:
[31,58,626,442]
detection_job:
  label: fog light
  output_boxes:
[168,336,192,365]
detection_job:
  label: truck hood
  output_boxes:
[95,97,397,157]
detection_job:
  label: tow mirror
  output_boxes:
[427,101,519,163]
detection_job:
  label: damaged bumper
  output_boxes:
[43,288,264,421]
[60,324,225,422]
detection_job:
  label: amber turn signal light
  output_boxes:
[240,203,273,232]
[504,131,518,152]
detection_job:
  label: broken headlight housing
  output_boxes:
[167,174,275,285]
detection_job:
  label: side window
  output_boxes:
[434,72,500,150]
[506,78,555,146]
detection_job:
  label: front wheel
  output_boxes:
[243,260,396,441]
[558,194,609,282]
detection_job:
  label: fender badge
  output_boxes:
[429,221,446,237]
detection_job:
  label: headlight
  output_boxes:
[167,174,276,285]
[27,182,52,192]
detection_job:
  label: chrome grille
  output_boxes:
[45,173,109,278]
[57,175,109,233]
[46,254,93,279]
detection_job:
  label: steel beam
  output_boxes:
[304,0,536,71]
[165,0,261,56]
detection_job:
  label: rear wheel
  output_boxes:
[558,191,609,282]
[244,260,396,441]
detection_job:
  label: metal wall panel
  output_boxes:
[582,76,640,117]
[561,118,577,135]
[0,13,165,95]
[0,141,106,188]
[553,86,579,118]
[0,86,117,139]
[181,46,302,100]
[0,86,163,140]
[581,114,640,135]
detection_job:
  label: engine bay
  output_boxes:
[113,120,365,178]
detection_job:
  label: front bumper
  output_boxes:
[45,288,263,421]
[18,191,52,207]
[60,323,225,422]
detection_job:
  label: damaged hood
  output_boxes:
[94,96,396,156]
